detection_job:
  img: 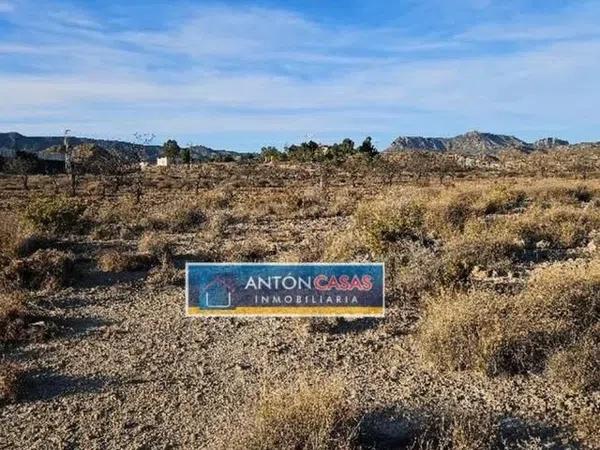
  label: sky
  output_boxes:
[1,0,599,151]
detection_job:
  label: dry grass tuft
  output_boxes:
[419,260,600,378]
[0,214,52,259]
[476,185,526,215]
[225,238,276,262]
[415,407,500,450]
[0,291,28,344]
[138,232,175,263]
[226,376,357,450]
[97,250,152,273]
[546,324,600,392]
[148,201,206,232]
[3,249,75,291]
[146,261,184,286]
[354,197,427,256]
[198,187,232,209]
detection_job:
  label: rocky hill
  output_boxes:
[0,132,246,161]
[533,137,570,149]
[386,131,572,155]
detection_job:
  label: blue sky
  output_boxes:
[1,0,599,151]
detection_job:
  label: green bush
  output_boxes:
[23,196,86,234]
[477,185,526,215]
[354,197,426,256]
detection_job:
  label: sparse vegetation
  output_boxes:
[419,260,600,378]
[0,163,599,449]
[4,249,75,291]
[97,249,151,272]
[225,376,357,450]
[23,196,86,234]
[0,291,28,344]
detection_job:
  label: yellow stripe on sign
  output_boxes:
[187,306,384,317]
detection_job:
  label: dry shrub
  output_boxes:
[0,363,22,405]
[565,184,594,203]
[323,230,372,262]
[547,325,600,392]
[227,376,356,450]
[225,238,276,262]
[205,210,235,239]
[387,241,444,302]
[148,201,206,232]
[419,261,600,377]
[94,197,145,228]
[526,180,597,205]
[146,261,183,286]
[415,407,500,450]
[23,196,86,234]
[281,188,331,218]
[475,185,526,215]
[439,223,519,285]
[3,249,75,291]
[419,290,519,374]
[0,213,51,258]
[426,193,476,237]
[524,261,600,337]
[97,250,152,273]
[138,232,174,263]
[0,291,27,344]
[508,204,600,249]
[353,197,426,256]
[236,188,314,218]
[276,236,326,263]
[331,188,361,216]
[198,187,232,209]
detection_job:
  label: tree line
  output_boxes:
[260,137,378,163]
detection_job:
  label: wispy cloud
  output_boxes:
[1,1,599,149]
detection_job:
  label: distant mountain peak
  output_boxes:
[386,131,537,155]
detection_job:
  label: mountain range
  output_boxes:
[385,131,577,155]
[1,131,598,160]
[0,132,247,161]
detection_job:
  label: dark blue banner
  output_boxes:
[186,263,384,317]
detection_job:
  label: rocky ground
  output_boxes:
[1,226,597,449]
[1,172,599,449]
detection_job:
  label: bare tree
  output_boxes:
[63,129,78,195]
[132,133,155,201]
[7,152,37,190]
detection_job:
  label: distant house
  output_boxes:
[156,156,181,166]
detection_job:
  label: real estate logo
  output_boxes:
[186,263,384,317]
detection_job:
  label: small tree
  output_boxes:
[340,138,355,154]
[162,139,181,159]
[181,148,191,165]
[261,146,284,162]
[133,132,155,201]
[357,136,378,158]
[7,152,38,190]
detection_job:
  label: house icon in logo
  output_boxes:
[199,276,237,309]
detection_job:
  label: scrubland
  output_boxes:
[0,163,599,449]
